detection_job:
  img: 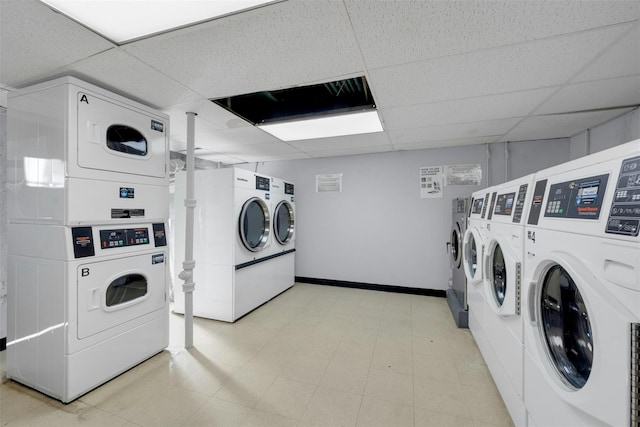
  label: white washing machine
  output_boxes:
[481,174,535,426]
[446,197,470,328]
[269,177,296,289]
[7,222,169,403]
[523,139,640,426]
[174,168,291,322]
[7,76,169,225]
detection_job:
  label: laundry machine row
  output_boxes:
[463,138,640,427]
[173,167,295,322]
[6,77,171,402]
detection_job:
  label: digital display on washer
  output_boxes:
[544,173,609,219]
[285,182,294,195]
[471,198,484,215]
[493,192,516,216]
[255,176,270,191]
[480,193,490,218]
[100,228,150,249]
[606,155,640,236]
[486,192,498,220]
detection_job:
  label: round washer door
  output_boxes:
[450,223,462,269]
[539,264,593,389]
[484,236,520,315]
[239,197,271,252]
[463,227,484,285]
[274,200,295,245]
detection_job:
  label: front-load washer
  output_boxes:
[174,168,291,322]
[7,76,169,225]
[481,174,535,426]
[268,177,296,289]
[523,139,640,426]
[7,221,169,403]
[446,197,470,328]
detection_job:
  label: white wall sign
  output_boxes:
[420,166,443,198]
[316,173,343,192]
[445,164,482,186]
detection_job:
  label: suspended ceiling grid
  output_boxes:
[1,0,639,164]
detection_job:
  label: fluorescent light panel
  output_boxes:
[40,0,274,43]
[258,111,383,141]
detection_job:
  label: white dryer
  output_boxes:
[523,139,640,426]
[7,222,169,402]
[481,174,535,426]
[7,77,169,225]
[174,168,291,322]
[268,177,296,289]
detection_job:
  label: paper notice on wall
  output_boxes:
[316,173,343,192]
[420,166,444,198]
[445,164,482,186]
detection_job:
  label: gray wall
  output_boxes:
[241,137,572,290]
[570,108,640,159]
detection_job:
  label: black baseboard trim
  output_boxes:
[295,277,446,298]
[236,249,296,270]
[0,337,6,351]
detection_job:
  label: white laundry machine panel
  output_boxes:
[270,177,296,252]
[174,168,292,322]
[7,76,169,225]
[7,221,169,402]
[523,139,640,427]
[480,174,535,427]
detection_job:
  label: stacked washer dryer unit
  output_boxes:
[481,174,535,426]
[270,177,296,289]
[523,139,640,426]
[174,168,294,322]
[447,197,470,328]
[6,77,170,402]
[463,188,493,349]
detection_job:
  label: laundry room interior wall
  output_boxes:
[238,137,571,291]
[570,107,640,159]
[1,106,7,349]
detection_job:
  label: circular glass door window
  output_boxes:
[450,225,461,268]
[540,264,593,389]
[239,197,270,252]
[491,244,507,306]
[464,234,478,276]
[274,201,295,245]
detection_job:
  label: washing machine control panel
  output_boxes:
[100,227,149,249]
[285,182,294,195]
[544,173,609,220]
[256,176,270,191]
[606,155,640,236]
[493,192,516,216]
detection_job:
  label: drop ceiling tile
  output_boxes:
[392,136,500,152]
[288,132,392,153]
[346,0,640,68]
[380,88,557,130]
[307,145,393,159]
[534,75,640,115]
[500,108,633,141]
[233,152,312,163]
[123,1,363,99]
[388,118,520,146]
[0,0,114,88]
[369,25,630,108]
[572,23,640,82]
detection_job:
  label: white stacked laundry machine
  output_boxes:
[6,77,170,402]
[173,168,295,322]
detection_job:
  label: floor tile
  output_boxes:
[183,396,251,426]
[280,354,330,385]
[413,376,471,419]
[240,409,299,427]
[319,359,369,395]
[414,407,475,427]
[214,368,277,408]
[300,385,362,427]
[255,377,316,419]
[356,395,414,427]
[363,368,413,405]
[370,346,413,375]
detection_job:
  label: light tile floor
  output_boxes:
[0,283,513,426]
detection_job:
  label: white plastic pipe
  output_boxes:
[179,112,197,349]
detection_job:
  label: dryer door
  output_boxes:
[77,251,167,339]
[274,200,295,245]
[463,226,484,285]
[239,197,271,252]
[484,235,521,316]
[450,222,462,269]
[76,92,167,178]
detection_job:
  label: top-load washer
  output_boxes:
[481,174,535,426]
[523,139,640,426]
[174,168,294,322]
[447,197,470,328]
[7,76,169,225]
